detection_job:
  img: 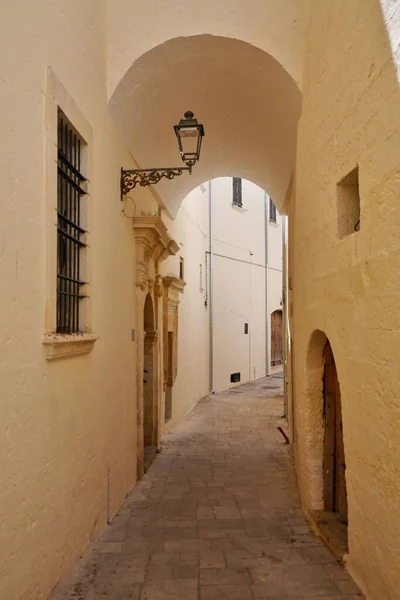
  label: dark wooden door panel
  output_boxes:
[271,310,283,366]
[323,341,347,522]
[335,377,348,522]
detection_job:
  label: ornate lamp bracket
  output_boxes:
[120,163,194,200]
[120,111,204,200]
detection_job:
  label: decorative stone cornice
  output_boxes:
[133,216,179,290]
[132,216,179,256]
[163,276,186,296]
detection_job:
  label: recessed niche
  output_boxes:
[230,372,241,383]
[337,167,360,239]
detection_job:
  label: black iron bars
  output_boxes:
[57,110,87,334]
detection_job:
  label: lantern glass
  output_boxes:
[174,111,205,165]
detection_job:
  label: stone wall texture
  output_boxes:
[292,2,400,599]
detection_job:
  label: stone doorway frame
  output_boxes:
[133,216,179,479]
[162,276,186,422]
[305,330,349,560]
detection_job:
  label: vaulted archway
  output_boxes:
[109,34,302,216]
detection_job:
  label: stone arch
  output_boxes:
[109,34,302,216]
[304,330,348,511]
[107,0,303,96]
[303,330,349,558]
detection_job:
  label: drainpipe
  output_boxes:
[282,215,288,418]
[209,180,215,394]
[264,193,270,377]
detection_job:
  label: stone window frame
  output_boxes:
[42,68,97,360]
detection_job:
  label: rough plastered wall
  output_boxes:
[292,1,400,598]
[0,2,158,598]
[267,205,284,372]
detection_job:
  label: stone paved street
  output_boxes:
[51,376,365,600]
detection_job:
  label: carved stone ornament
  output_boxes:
[133,216,179,290]
[154,274,164,298]
[162,276,186,390]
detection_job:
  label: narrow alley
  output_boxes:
[51,377,364,600]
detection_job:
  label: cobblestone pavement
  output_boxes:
[51,376,365,600]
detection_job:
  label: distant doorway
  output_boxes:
[323,341,348,524]
[271,310,283,366]
[143,294,157,472]
[165,332,174,422]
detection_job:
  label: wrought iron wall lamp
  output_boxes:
[121,111,205,199]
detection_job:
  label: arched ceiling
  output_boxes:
[109,35,302,216]
[107,0,304,98]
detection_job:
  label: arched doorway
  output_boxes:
[304,331,349,559]
[271,309,283,366]
[143,294,157,472]
[323,340,348,523]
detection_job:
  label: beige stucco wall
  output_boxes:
[1,2,285,593]
[160,186,210,431]
[0,2,161,598]
[2,1,400,599]
[291,2,400,599]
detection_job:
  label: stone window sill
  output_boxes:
[231,203,246,212]
[42,333,99,361]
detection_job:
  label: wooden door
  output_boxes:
[165,332,174,421]
[271,310,283,366]
[323,342,348,523]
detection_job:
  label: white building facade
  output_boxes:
[161,177,283,406]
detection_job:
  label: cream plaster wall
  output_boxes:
[0,2,287,594]
[292,2,400,598]
[160,186,209,431]
[3,1,399,599]
[0,2,160,598]
[164,178,283,397]
[212,178,267,392]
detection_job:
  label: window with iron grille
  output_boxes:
[269,198,277,223]
[232,177,242,207]
[57,109,87,333]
